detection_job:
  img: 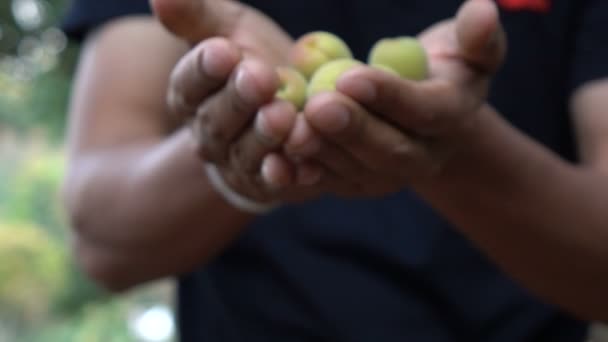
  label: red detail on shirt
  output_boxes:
[497,0,551,13]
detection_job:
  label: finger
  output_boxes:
[150,0,244,44]
[194,59,279,162]
[260,153,296,189]
[304,92,431,178]
[310,140,372,187]
[168,38,241,121]
[455,0,506,74]
[337,66,472,136]
[228,100,297,178]
[285,115,402,197]
[261,156,322,191]
[284,115,322,161]
[284,113,371,185]
[283,115,367,186]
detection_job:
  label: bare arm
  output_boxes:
[290,0,608,321]
[63,17,254,292]
[322,68,608,321]
[415,86,608,322]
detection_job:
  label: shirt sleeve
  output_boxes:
[61,0,151,41]
[569,0,608,92]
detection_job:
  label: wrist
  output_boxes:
[204,163,281,214]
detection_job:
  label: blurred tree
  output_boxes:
[0,143,110,315]
[0,223,67,324]
[0,0,69,54]
[1,144,66,238]
[0,0,76,141]
[0,3,176,340]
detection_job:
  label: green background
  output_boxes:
[0,1,174,341]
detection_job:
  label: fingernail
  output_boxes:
[261,158,276,187]
[318,104,350,133]
[287,117,321,157]
[255,110,279,146]
[236,66,262,104]
[202,47,231,79]
[261,155,287,189]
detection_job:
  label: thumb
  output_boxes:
[149,0,243,43]
[456,0,507,74]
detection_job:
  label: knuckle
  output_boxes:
[228,90,252,115]
[377,78,403,108]
[194,128,224,163]
[420,82,476,133]
[193,133,214,162]
[336,110,366,145]
[167,89,196,119]
[196,106,228,147]
[390,140,412,159]
[383,140,414,167]
[255,128,278,149]
[205,123,227,145]
[229,143,259,175]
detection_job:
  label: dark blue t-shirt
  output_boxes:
[63,0,608,341]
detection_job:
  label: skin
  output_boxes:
[62,0,608,324]
[289,1,608,322]
[62,1,355,291]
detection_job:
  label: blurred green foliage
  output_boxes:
[0,145,66,237]
[0,0,77,140]
[0,140,124,339]
[0,47,77,140]
[0,0,69,54]
[0,1,174,341]
[22,300,132,342]
[0,223,67,319]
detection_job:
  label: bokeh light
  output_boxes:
[11,0,47,31]
[130,305,175,342]
[2,1,67,82]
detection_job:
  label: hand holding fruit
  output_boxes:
[288,31,353,79]
[273,30,430,111]
[150,0,330,206]
[155,0,506,207]
[285,0,506,197]
[153,0,377,207]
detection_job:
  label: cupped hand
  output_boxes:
[151,0,329,204]
[285,0,507,197]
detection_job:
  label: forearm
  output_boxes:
[64,128,254,291]
[417,105,608,321]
